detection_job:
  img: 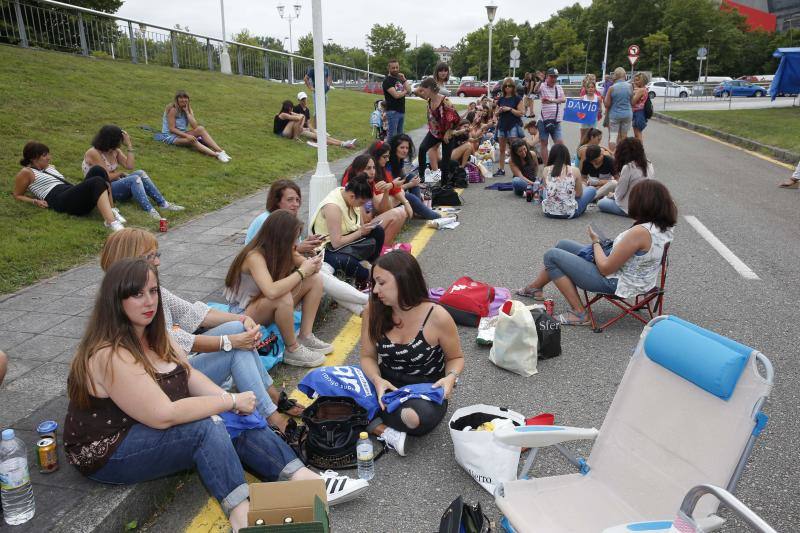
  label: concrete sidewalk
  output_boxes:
[0,140,379,531]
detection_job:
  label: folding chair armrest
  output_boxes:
[494,424,599,448]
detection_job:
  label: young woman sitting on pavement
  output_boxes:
[13,141,125,232]
[154,90,230,162]
[580,144,619,199]
[65,259,367,533]
[385,135,441,220]
[517,180,676,325]
[598,137,654,217]
[541,144,596,219]
[99,228,300,431]
[509,139,540,197]
[360,251,465,456]
[311,173,385,285]
[576,127,612,168]
[342,153,409,245]
[245,179,368,316]
[84,125,184,220]
[225,210,333,368]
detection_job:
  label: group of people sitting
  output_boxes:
[274,91,357,149]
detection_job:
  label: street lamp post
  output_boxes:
[306,0,335,229]
[511,35,520,78]
[704,29,713,83]
[601,20,613,84]
[584,28,594,74]
[277,3,301,84]
[365,42,370,84]
[485,2,497,97]
[218,0,231,74]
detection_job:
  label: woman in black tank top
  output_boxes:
[359,252,465,456]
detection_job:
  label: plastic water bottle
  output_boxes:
[0,429,35,525]
[356,432,374,481]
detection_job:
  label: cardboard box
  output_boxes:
[242,479,330,533]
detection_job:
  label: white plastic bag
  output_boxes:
[489,300,538,376]
[449,404,526,494]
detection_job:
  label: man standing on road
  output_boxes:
[534,67,566,165]
[304,64,332,129]
[383,59,412,140]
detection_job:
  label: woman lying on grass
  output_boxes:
[154,90,230,162]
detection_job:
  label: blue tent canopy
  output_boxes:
[769,47,800,100]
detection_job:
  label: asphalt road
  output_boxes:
[148,118,799,533]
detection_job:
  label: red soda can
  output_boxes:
[543,299,555,316]
[159,218,168,232]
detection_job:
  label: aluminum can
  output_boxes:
[543,299,555,316]
[37,437,59,473]
[159,218,168,232]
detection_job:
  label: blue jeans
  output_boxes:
[537,119,563,143]
[386,110,404,140]
[512,176,533,196]
[544,187,596,219]
[405,188,440,219]
[190,321,277,418]
[111,170,167,212]
[88,418,304,516]
[543,240,618,294]
[597,197,628,216]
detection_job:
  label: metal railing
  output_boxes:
[0,0,382,87]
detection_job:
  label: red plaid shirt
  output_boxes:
[428,98,461,140]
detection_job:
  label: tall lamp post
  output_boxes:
[277,3,301,84]
[601,20,613,83]
[365,42,370,84]
[218,0,231,74]
[511,35,520,78]
[306,0,335,228]
[584,28,594,74]
[485,2,497,97]
[704,29,713,83]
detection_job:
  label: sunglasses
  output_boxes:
[143,252,161,261]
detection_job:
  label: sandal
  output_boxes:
[557,310,590,326]
[278,391,305,417]
[778,179,800,189]
[515,287,545,301]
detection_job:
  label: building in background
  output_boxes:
[434,46,452,63]
[719,0,800,32]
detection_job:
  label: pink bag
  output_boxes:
[381,243,412,255]
[466,162,484,183]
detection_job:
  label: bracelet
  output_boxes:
[592,240,600,245]
[221,391,232,408]
[231,393,238,411]
[295,267,305,281]
[219,335,223,350]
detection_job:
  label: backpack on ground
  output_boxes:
[446,160,469,188]
[644,97,653,119]
[439,276,495,327]
[430,184,462,206]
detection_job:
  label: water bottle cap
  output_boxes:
[1,429,14,440]
[359,432,368,440]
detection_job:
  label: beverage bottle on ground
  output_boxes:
[356,432,375,481]
[0,429,35,525]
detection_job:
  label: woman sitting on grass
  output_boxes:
[273,100,308,141]
[64,258,368,533]
[517,180,675,325]
[13,141,125,232]
[98,228,300,431]
[154,90,230,162]
[359,251,465,456]
[225,210,333,368]
[84,125,183,220]
[541,144,596,220]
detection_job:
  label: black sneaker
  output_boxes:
[493,168,506,177]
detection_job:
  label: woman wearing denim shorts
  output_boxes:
[493,77,526,177]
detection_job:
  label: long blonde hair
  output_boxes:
[100,228,158,271]
[68,259,188,409]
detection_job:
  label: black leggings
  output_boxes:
[418,132,456,178]
[46,166,110,216]
[377,398,448,437]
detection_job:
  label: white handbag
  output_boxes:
[489,300,538,377]
[449,404,526,494]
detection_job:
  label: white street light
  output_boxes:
[278,3,302,84]
[219,0,231,74]
[601,20,613,84]
[704,29,713,83]
[485,2,497,97]
[511,34,520,78]
[306,0,335,229]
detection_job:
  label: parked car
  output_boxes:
[456,80,489,97]
[713,80,766,98]
[647,81,690,99]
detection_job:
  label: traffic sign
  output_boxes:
[509,59,520,68]
[627,44,640,57]
[697,47,708,58]
[510,49,520,60]
[628,55,639,66]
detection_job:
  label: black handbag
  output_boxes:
[327,235,377,262]
[438,496,491,533]
[530,309,562,359]
[430,184,462,206]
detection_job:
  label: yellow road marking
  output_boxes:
[186,225,439,532]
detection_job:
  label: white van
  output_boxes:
[461,76,476,82]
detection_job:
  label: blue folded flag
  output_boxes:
[298,366,381,420]
[219,410,268,439]
[381,383,445,413]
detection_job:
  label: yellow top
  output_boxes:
[311,187,361,237]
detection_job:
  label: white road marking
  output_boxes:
[684,215,760,280]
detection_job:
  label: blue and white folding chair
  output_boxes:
[494,316,773,532]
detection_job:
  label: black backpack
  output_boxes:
[431,184,462,206]
[446,160,469,189]
[644,97,653,119]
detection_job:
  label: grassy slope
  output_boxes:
[0,45,428,295]
[664,107,800,155]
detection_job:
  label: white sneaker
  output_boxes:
[320,470,369,506]
[216,152,230,163]
[282,343,325,367]
[424,168,442,184]
[147,209,162,220]
[104,220,125,232]
[342,138,357,148]
[161,202,185,211]
[299,333,333,354]
[220,150,231,160]
[378,427,407,456]
[111,207,126,224]
[307,141,319,148]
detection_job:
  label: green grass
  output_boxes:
[664,108,800,155]
[0,45,428,295]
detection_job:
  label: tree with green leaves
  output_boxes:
[642,31,670,76]
[367,23,409,74]
[63,0,123,12]
[406,43,438,79]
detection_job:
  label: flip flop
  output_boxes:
[278,391,305,417]
[515,287,545,301]
[557,310,590,326]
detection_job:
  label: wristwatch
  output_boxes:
[221,335,232,352]
[447,370,460,388]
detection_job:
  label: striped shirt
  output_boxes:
[27,166,67,200]
[537,82,564,122]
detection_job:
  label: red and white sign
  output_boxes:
[627,44,640,66]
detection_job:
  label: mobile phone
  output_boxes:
[370,218,384,227]
[316,247,325,261]
[315,233,329,240]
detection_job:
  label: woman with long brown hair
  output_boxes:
[225,210,330,368]
[64,259,367,532]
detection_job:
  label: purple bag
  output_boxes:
[466,163,484,183]
[429,286,509,317]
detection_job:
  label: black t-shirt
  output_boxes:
[274,114,289,135]
[292,104,310,127]
[581,155,615,179]
[383,75,406,113]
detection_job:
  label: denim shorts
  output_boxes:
[154,132,179,144]
[632,109,648,131]
[537,120,563,142]
[497,124,525,139]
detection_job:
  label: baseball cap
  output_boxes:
[297,91,308,100]
[546,68,559,76]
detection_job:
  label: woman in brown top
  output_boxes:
[64,259,367,532]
